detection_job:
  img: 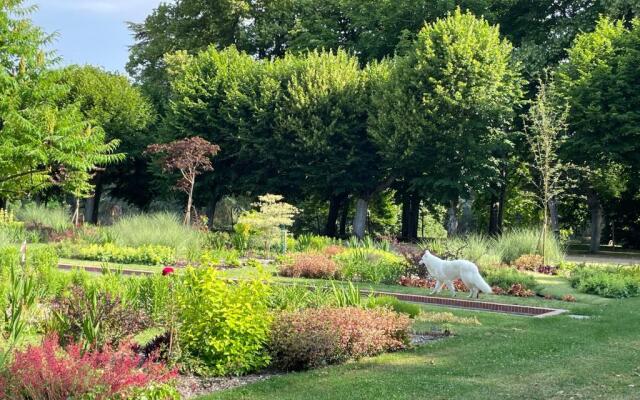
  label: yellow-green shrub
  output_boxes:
[334,248,407,284]
[177,266,272,376]
[57,243,175,265]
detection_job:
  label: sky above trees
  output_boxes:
[31,0,159,72]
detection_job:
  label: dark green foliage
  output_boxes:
[570,265,640,298]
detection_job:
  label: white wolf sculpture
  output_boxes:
[419,250,492,298]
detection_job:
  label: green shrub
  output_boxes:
[57,243,175,265]
[0,209,26,243]
[570,265,640,298]
[268,284,334,311]
[294,234,334,252]
[366,295,421,318]
[199,248,241,267]
[335,248,407,284]
[481,267,537,291]
[204,231,232,250]
[177,266,272,376]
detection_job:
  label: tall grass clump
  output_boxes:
[15,203,72,233]
[107,213,203,256]
[421,228,564,266]
[496,228,564,265]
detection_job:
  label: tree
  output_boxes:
[370,9,523,237]
[237,194,299,254]
[145,137,220,225]
[523,80,573,263]
[0,1,123,206]
[57,65,154,222]
[273,50,380,238]
[556,17,640,252]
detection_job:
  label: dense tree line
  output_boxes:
[2,0,640,249]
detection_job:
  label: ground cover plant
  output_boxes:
[569,264,640,298]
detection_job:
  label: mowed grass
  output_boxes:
[199,276,640,400]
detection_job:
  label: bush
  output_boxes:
[335,248,407,284]
[569,265,640,298]
[49,285,151,349]
[268,284,334,311]
[176,267,272,376]
[269,307,410,371]
[294,234,334,252]
[57,242,175,265]
[14,203,72,234]
[481,267,537,291]
[366,295,421,318]
[0,335,175,400]
[278,253,338,279]
[513,254,544,271]
[0,209,25,243]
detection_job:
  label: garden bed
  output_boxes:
[57,263,566,317]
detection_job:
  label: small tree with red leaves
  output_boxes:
[146,137,220,225]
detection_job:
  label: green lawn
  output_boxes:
[197,273,640,400]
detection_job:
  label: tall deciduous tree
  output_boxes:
[57,65,154,222]
[556,17,640,252]
[370,9,523,237]
[146,137,220,225]
[0,1,123,205]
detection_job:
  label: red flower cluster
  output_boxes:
[270,307,411,371]
[0,335,176,400]
[162,266,175,276]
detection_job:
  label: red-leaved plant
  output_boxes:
[269,307,411,371]
[0,335,176,400]
[278,253,339,279]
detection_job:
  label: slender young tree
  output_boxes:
[523,80,573,263]
[146,137,221,225]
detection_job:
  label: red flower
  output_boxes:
[162,267,175,276]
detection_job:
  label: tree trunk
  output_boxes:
[352,197,369,240]
[401,192,420,241]
[446,199,459,237]
[206,195,220,230]
[488,193,501,236]
[339,198,350,237]
[324,193,346,238]
[497,180,506,234]
[184,181,195,226]
[84,176,103,224]
[548,197,559,238]
[0,197,6,210]
[587,190,603,253]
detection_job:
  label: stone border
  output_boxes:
[57,263,566,318]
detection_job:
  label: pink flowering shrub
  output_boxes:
[0,335,176,400]
[269,307,411,371]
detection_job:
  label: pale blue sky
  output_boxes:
[31,0,163,74]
